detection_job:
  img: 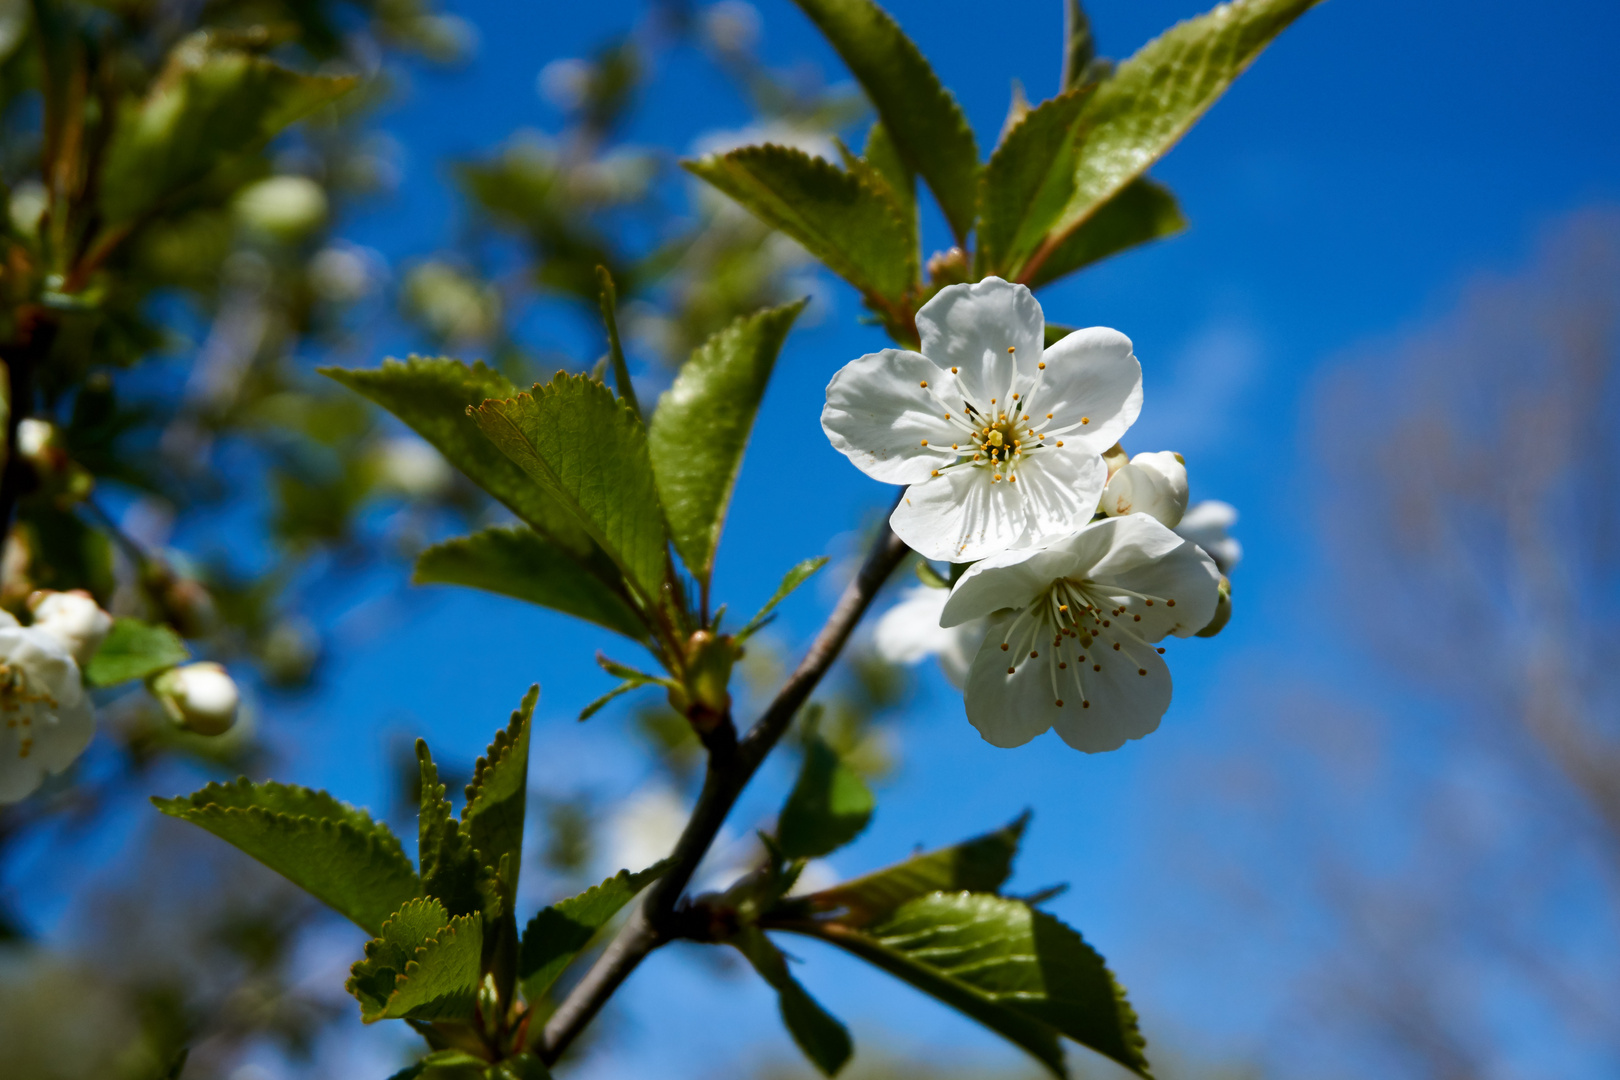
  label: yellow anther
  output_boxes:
[920,439,928,446]
[920,380,929,388]
[1038,361,1046,369]
[1081,417,1090,425]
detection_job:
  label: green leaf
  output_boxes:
[486,1053,553,1080]
[648,301,806,582]
[801,812,1027,926]
[732,926,853,1077]
[1026,177,1185,288]
[737,557,828,641]
[322,357,594,557]
[361,905,484,1023]
[596,267,641,418]
[863,121,914,221]
[778,737,874,860]
[417,741,485,919]
[683,146,916,303]
[1029,0,1323,281]
[347,896,453,1018]
[807,894,1149,1077]
[518,861,669,1001]
[85,617,190,687]
[414,526,646,641]
[1061,0,1100,90]
[462,686,537,896]
[790,0,979,244]
[471,373,669,602]
[979,87,1095,277]
[153,780,420,935]
[99,34,355,227]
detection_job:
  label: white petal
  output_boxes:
[962,610,1060,748]
[891,468,1027,563]
[1052,629,1171,752]
[1086,515,1220,640]
[1035,327,1142,453]
[1175,500,1242,574]
[916,278,1044,407]
[823,348,957,484]
[936,620,985,688]
[1014,448,1107,549]
[873,586,955,664]
[940,544,1081,627]
[1101,451,1188,528]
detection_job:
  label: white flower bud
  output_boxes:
[233,175,328,239]
[151,662,239,736]
[1101,451,1189,528]
[27,589,112,667]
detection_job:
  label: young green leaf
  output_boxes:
[978,88,1094,278]
[789,0,979,244]
[1061,0,1099,90]
[487,1053,553,1080]
[414,526,647,642]
[777,737,874,860]
[461,686,537,896]
[99,34,355,228]
[737,557,828,641]
[471,373,669,603]
[800,811,1027,926]
[153,780,421,935]
[648,301,806,583]
[862,122,914,221]
[348,896,454,1018]
[596,266,641,418]
[1026,177,1185,288]
[1028,0,1323,282]
[518,861,669,1001]
[417,741,485,919]
[363,910,484,1023]
[323,357,594,557]
[683,146,916,303]
[85,617,190,687]
[732,926,853,1076]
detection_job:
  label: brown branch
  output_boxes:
[538,519,910,1064]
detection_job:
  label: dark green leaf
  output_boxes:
[360,905,484,1023]
[85,617,190,687]
[417,741,485,919]
[160,1048,189,1080]
[1027,177,1185,288]
[1061,0,1099,90]
[471,373,669,602]
[732,926,853,1077]
[737,557,828,641]
[979,88,1094,278]
[683,146,916,303]
[778,737,874,860]
[322,357,594,556]
[648,301,806,582]
[153,780,420,935]
[462,686,537,896]
[518,861,668,1000]
[1030,0,1323,281]
[486,1053,553,1080]
[790,0,979,244]
[100,34,355,227]
[414,526,646,641]
[802,812,1027,926]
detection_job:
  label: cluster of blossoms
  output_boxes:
[829,279,1237,752]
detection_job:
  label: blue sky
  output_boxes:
[164,0,1620,1075]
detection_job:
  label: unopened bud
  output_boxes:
[673,630,736,733]
[1195,577,1232,638]
[28,589,112,666]
[926,247,971,287]
[1101,442,1129,481]
[151,662,240,736]
[1101,450,1188,528]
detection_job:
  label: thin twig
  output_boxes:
[538,518,910,1063]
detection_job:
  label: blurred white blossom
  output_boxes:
[0,612,95,803]
[28,589,112,667]
[1175,500,1242,576]
[873,585,983,688]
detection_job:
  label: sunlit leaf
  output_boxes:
[736,557,828,641]
[1027,177,1185,287]
[84,617,190,687]
[979,88,1094,278]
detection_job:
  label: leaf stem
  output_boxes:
[538,513,910,1063]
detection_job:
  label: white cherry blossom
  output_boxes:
[29,589,113,666]
[873,585,983,688]
[822,277,1142,562]
[1174,500,1242,575]
[0,612,95,803]
[940,514,1219,752]
[1101,450,1188,527]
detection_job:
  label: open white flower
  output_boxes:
[873,585,983,688]
[940,514,1219,752]
[0,613,95,803]
[1174,500,1242,575]
[1101,450,1188,527]
[822,277,1142,562]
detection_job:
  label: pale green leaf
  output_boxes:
[979,88,1094,277]
[85,617,190,687]
[471,373,669,602]
[1030,0,1323,281]
[100,34,354,227]
[683,146,916,302]
[778,737,874,860]
[732,926,853,1077]
[790,0,979,243]
[737,557,828,641]
[461,686,537,896]
[153,780,420,935]
[518,861,668,1001]
[414,526,646,641]
[322,357,595,557]
[648,301,806,582]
